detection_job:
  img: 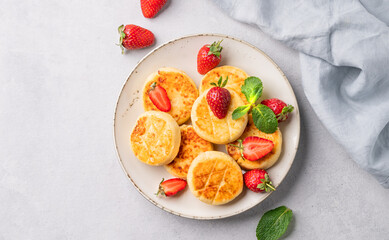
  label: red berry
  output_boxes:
[206,77,231,119]
[117,24,155,53]
[243,169,275,193]
[140,0,167,18]
[156,178,187,197]
[197,40,223,75]
[242,136,274,161]
[148,82,171,112]
[261,98,294,122]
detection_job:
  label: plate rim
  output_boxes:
[113,33,301,220]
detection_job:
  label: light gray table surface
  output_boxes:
[1,0,388,239]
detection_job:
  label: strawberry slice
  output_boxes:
[156,178,187,197]
[242,136,274,161]
[148,82,171,112]
[230,136,274,161]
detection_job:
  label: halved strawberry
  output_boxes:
[230,136,274,161]
[156,178,187,197]
[148,82,171,112]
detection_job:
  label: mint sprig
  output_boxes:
[232,76,278,133]
[256,206,293,240]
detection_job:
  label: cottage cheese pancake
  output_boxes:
[130,111,181,166]
[143,67,198,125]
[187,151,243,205]
[164,125,213,179]
[191,88,248,144]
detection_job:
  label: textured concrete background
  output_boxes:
[0,0,388,239]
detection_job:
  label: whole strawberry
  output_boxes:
[197,40,223,75]
[117,24,155,54]
[244,169,275,193]
[206,76,231,119]
[261,98,294,122]
[140,0,167,18]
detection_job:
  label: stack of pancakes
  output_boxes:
[130,66,283,205]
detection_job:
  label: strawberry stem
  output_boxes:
[228,143,241,149]
[208,40,223,57]
[156,178,166,197]
[257,173,276,192]
[266,183,276,191]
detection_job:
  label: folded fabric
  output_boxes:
[212,0,389,187]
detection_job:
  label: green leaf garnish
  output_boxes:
[217,76,222,86]
[221,76,228,88]
[256,206,293,240]
[117,24,125,54]
[277,104,294,121]
[257,173,275,192]
[208,40,223,57]
[232,76,279,134]
[252,104,278,133]
[210,76,228,88]
[232,104,251,120]
[241,76,263,104]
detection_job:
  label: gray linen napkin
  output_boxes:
[212,0,389,187]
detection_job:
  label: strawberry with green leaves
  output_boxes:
[232,77,294,133]
[244,169,275,193]
[156,178,187,197]
[197,40,223,75]
[117,24,155,54]
[206,76,231,119]
[261,98,294,122]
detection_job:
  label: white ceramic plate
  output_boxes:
[114,34,300,219]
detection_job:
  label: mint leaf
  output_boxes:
[232,104,250,120]
[241,77,263,104]
[256,206,293,240]
[252,104,278,133]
